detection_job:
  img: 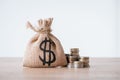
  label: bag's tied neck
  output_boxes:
[27,18,53,34]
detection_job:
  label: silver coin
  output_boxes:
[73,61,84,68]
[67,63,74,68]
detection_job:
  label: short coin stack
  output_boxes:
[65,48,90,68]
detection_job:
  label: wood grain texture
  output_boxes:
[0,58,120,80]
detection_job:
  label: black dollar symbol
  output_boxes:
[39,37,56,66]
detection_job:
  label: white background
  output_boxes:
[0,0,120,57]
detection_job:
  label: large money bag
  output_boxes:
[23,18,67,67]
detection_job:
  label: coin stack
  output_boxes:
[79,57,90,67]
[71,48,79,56]
[65,48,90,68]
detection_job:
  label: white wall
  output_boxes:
[0,0,119,57]
[118,0,120,57]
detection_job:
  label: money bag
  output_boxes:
[23,18,67,68]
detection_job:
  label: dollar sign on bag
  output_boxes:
[39,37,56,66]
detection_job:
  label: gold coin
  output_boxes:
[70,48,79,53]
[71,52,79,56]
[80,56,89,59]
[70,48,80,56]
[68,55,79,63]
[84,63,90,68]
[79,57,89,63]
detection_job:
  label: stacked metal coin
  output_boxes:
[68,48,82,68]
[73,61,84,68]
[65,48,90,68]
[70,48,79,56]
[79,57,90,67]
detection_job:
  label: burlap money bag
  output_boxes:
[23,18,67,68]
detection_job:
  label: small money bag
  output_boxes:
[23,18,67,68]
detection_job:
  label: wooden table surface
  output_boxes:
[0,58,120,80]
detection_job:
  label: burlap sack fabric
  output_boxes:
[23,18,67,68]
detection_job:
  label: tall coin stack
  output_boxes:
[65,48,90,68]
